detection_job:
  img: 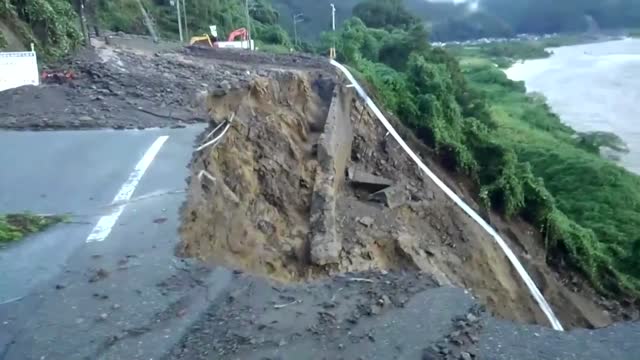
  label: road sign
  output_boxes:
[0,51,39,92]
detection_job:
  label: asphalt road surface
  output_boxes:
[0,126,233,360]
[1,127,639,360]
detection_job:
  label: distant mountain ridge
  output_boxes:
[271,0,640,42]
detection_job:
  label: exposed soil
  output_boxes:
[2,34,632,332]
[177,58,620,330]
[179,69,336,280]
[0,36,333,131]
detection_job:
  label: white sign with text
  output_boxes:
[0,51,39,92]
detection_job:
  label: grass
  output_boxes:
[447,33,612,69]
[447,41,551,69]
[0,31,7,49]
[256,42,292,54]
[0,213,67,244]
[462,58,640,294]
[330,16,640,296]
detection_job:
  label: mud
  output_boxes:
[0,36,333,131]
[168,271,445,360]
[178,64,617,329]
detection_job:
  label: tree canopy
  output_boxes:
[272,0,640,42]
[324,0,640,297]
[352,0,418,29]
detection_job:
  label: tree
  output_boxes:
[352,0,418,30]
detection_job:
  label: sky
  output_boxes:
[428,0,479,11]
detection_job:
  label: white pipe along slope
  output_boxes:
[330,59,564,331]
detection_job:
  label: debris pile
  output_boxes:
[178,57,614,328]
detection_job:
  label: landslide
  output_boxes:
[0,35,333,131]
[178,59,617,329]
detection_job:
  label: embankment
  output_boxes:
[178,63,614,329]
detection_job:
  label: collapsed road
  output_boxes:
[0,36,639,360]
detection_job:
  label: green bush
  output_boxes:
[328,11,640,297]
[466,61,640,295]
[0,31,7,49]
[0,213,66,243]
[1,0,82,59]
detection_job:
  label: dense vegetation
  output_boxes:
[445,42,551,68]
[480,0,640,35]
[273,0,640,42]
[462,59,640,293]
[0,0,294,57]
[96,0,293,47]
[0,0,82,58]
[0,213,66,243]
[325,0,640,296]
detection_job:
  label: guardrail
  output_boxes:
[330,59,564,331]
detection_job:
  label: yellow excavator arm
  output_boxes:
[189,34,214,47]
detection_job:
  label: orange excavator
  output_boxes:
[189,27,248,48]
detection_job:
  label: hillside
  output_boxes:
[272,0,640,42]
[325,0,640,304]
[0,0,81,58]
[97,0,293,47]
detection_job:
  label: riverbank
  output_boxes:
[457,39,640,298]
[327,15,640,301]
[505,38,640,173]
[446,33,622,68]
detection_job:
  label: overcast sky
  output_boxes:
[429,0,479,11]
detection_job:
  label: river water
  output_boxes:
[505,38,640,174]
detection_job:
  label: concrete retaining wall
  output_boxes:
[309,85,354,265]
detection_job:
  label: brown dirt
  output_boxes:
[0,36,333,131]
[179,69,336,281]
[178,64,618,330]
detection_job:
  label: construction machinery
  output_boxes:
[189,27,253,50]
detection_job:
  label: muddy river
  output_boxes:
[506,38,640,174]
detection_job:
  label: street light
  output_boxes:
[182,0,188,40]
[293,13,304,48]
[330,3,336,59]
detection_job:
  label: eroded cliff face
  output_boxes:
[179,68,612,329]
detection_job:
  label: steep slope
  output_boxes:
[0,0,81,58]
[178,49,618,329]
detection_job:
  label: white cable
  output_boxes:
[196,122,232,152]
[202,113,235,142]
[330,59,564,331]
[202,122,227,142]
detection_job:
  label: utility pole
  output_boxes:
[293,13,304,48]
[330,3,336,59]
[136,0,158,43]
[182,0,188,40]
[173,0,183,42]
[79,0,90,46]
[245,0,253,49]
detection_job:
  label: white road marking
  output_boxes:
[86,136,169,243]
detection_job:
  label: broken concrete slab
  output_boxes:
[309,85,354,266]
[310,180,341,265]
[369,185,409,209]
[347,167,393,192]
